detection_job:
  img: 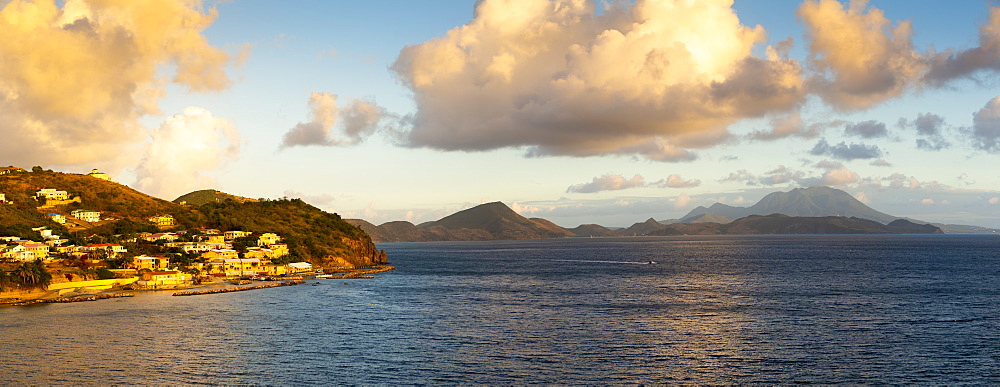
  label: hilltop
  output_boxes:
[0,168,383,268]
[682,186,898,224]
[347,202,576,242]
[174,189,257,206]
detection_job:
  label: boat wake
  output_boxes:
[554,259,658,265]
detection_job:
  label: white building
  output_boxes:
[36,189,69,201]
[71,209,101,223]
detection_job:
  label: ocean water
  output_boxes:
[1,235,999,385]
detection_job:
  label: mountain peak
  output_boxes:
[684,186,900,224]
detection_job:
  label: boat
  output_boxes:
[644,261,657,264]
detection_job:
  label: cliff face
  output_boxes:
[316,237,387,268]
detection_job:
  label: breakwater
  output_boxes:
[6,292,136,306]
[172,280,304,296]
[49,292,136,303]
[329,266,395,279]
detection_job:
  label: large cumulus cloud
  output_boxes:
[391,0,804,162]
[134,107,241,201]
[0,0,238,168]
[797,0,926,110]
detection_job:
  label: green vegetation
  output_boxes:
[173,189,256,206]
[199,198,375,265]
[0,260,52,291]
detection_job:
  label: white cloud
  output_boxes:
[392,0,804,161]
[653,174,702,188]
[674,193,692,209]
[283,189,336,207]
[280,92,386,149]
[921,198,935,205]
[134,107,241,201]
[798,0,925,110]
[820,167,860,186]
[0,0,238,169]
[567,174,645,194]
[990,197,999,205]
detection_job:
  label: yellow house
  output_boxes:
[269,244,289,257]
[243,247,273,260]
[148,214,176,227]
[259,264,288,276]
[132,255,171,271]
[36,188,69,200]
[137,271,192,288]
[258,233,281,246]
[204,258,262,277]
[205,235,225,244]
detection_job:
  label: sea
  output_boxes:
[1,235,999,385]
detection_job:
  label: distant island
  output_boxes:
[346,186,994,243]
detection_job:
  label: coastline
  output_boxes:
[0,265,396,307]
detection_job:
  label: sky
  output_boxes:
[4,0,1000,228]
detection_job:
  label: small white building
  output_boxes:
[71,209,101,223]
[288,262,313,272]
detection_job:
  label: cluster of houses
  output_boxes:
[1,168,318,289]
[1,228,315,288]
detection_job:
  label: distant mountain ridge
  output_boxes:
[682,186,899,224]
[349,192,950,243]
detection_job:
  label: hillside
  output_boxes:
[683,187,899,224]
[0,170,384,268]
[198,199,385,267]
[174,189,257,206]
[567,224,624,237]
[347,202,576,242]
[0,170,200,230]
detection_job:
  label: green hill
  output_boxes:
[198,199,385,267]
[422,202,575,240]
[0,169,384,268]
[174,189,257,206]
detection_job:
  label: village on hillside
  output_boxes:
[0,167,319,293]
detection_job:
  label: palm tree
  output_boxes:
[13,263,38,286]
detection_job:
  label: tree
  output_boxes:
[95,268,115,280]
[31,166,43,173]
[11,260,52,289]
